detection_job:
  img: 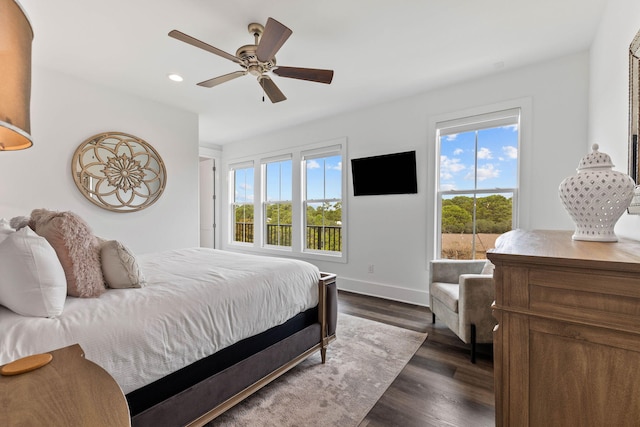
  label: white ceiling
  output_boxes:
[19,0,608,145]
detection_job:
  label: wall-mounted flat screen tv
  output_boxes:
[351,150,418,196]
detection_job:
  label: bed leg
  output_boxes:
[318,272,336,365]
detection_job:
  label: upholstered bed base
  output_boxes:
[130,273,337,427]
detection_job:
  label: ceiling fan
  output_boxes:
[168,18,334,103]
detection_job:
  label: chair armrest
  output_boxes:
[430,259,487,283]
[459,274,494,302]
[458,274,495,339]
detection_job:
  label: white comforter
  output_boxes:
[0,248,320,394]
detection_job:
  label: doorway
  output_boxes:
[199,157,216,248]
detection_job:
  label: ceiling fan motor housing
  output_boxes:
[236,44,276,76]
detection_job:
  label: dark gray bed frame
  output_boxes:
[131,272,337,426]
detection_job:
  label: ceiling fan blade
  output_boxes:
[169,30,243,65]
[258,76,287,103]
[273,67,334,84]
[197,71,247,88]
[256,18,292,63]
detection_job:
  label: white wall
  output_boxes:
[589,0,640,240]
[0,67,200,254]
[221,52,589,306]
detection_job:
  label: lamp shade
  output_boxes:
[0,0,33,151]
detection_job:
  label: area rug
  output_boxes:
[209,313,427,427]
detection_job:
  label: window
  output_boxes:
[227,139,346,261]
[230,163,254,244]
[303,151,343,253]
[436,108,520,259]
[263,157,292,248]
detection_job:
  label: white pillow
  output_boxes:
[0,227,67,317]
[100,240,146,289]
[0,218,14,243]
[481,260,495,275]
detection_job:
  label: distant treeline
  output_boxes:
[442,195,512,234]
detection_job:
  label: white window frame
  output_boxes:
[225,138,347,263]
[229,161,255,247]
[302,145,344,257]
[262,154,293,250]
[434,107,521,259]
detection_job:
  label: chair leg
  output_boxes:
[432,313,436,324]
[470,324,477,364]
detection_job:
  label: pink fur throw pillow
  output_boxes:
[30,209,105,298]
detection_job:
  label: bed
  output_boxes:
[0,214,337,426]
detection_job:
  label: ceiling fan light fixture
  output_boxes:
[167,73,184,82]
[247,65,262,77]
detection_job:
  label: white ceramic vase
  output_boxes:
[558,144,635,242]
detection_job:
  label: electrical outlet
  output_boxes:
[368,264,374,274]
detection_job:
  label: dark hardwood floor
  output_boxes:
[338,290,495,427]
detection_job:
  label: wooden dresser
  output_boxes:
[487,229,640,427]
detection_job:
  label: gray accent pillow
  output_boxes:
[101,240,146,289]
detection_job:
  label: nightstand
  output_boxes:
[0,344,130,426]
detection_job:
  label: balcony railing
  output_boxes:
[234,222,254,243]
[266,224,292,247]
[235,223,342,252]
[305,225,341,252]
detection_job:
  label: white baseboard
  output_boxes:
[337,277,430,307]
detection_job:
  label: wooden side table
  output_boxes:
[0,344,130,426]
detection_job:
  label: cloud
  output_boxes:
[504,124,519,132]
[465,164,500,181]
[235,186,254,202]
[477,147,493,159]
[453,148,464,155]
[440,155,465,180]
[440,183,457,191]
[445,134,458,141]
[332,161,342,171]
[306,159,320,169]
[502,145,518,159]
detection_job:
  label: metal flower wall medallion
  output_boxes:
[72,132,167,212]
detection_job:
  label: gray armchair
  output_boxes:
[429,259,495,363]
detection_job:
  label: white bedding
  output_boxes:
[0,248,320,394]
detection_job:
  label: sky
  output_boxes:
[235,155,342,203]
[439,125,518,193]
[305,155,342,201]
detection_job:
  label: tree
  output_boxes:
[234,204,254,223]
[306,202,342,226]
[442,194,512,234]
[266,203,292,225]
[442,204,472,233]
[476,195,512,224]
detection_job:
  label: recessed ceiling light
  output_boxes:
[168,73,184,82]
